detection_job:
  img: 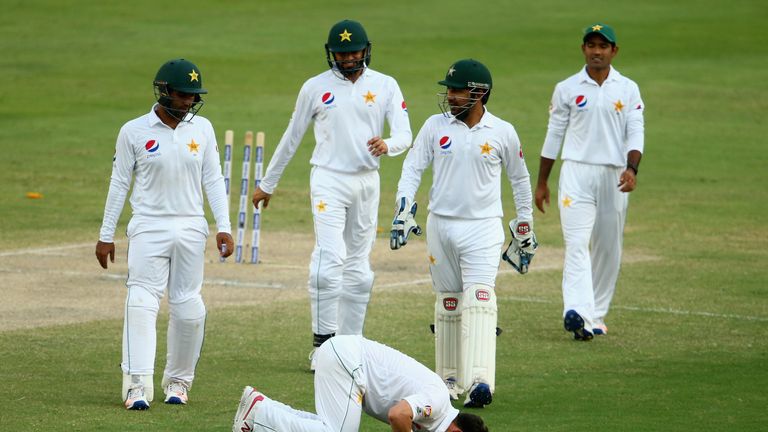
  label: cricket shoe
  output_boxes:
[445,377,460,401]
[593,323,608,336]
[164,380,189,405]
[125,385,150,410]
[564,309,594,341]
[463,381,492,408]
[232,386,265,432]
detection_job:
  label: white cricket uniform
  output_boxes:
[248,335,459,432]
[396,109,533,293]
[541,65,645,330]
[259,68,412,336]
[99,105,230,385]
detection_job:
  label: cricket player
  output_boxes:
[95,58,234,410]
[232,335,490,432]
[251,19,412,366]
[391,59,535,408]
[535,23,645,340]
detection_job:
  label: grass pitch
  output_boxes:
[1,0,767,430]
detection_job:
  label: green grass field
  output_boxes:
[1,0,767,430]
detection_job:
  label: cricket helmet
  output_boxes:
[153,58,206,121]
[438,59,493,119]
[325,19,372,78]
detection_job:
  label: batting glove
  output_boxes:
[502,219,538,274]
[390,197,422,250]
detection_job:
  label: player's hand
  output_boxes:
[390,197,422,250]
[252,187,272,209]
[95,241,115,269]
[216,232,234,258]
[618,169,637,192]
[367,136,388,157]
[502,220,538,274]
[535,183,550,213]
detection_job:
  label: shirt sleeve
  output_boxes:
[503,126,534,222]
[258,81,315,194]
[201,121,231,234]
[383,78,413,157]
[395,119,433,203]
[541,82,570,160]
[625,81,645,155]
[98,125,135,243]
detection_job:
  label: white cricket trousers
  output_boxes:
[426,213,504,294]
[308,167,379,336]
[558,161,628,329]
[121,215,208,386]
[249,336,365,431]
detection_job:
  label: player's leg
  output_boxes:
[232,386,332,432]
[314,335,365,432]
[456,217,503,407]
[122,218,172,409]
[590,166,629,334]
[162,218,208,404]
[308,168,350,368]
[337,171,378,335]
[559,161,597,340]
[427,213,464,399]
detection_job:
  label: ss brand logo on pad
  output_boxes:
[476,290,490,301]
[443,297,458,311]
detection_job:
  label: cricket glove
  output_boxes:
[502,219,538,274]
[390,197,422,250]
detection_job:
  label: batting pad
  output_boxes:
[460,285,497,392]
[435,292,462,390]
[122,373,154,402]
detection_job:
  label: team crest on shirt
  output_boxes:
[575,95,588,108]
[144,139,161,159]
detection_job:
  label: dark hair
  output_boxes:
[455,412,489,432]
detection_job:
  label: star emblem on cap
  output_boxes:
[363,91,376,103]
[480,142,492,155]
[189,69,199,82]
[316,200,327,212]
[339,29,352,42]
[187,138,199,154]
[592,24,603,31]
[448,66,456,76]
[614,100,624,112]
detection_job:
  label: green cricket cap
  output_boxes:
[583,23,616,44]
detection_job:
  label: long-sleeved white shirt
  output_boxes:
[396,109,533,221]
[541,65,645,166]
[98,106,231,242]
[259,68,412,193]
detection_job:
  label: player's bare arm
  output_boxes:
[216,232,234,258]
[387,400,414,432]
[367,136,388,157]
[95,241,115,269]
[252,186,272,209]
[535,157,556,213]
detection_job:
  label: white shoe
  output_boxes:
[232,386,265,432]
[125,385,150,410]
[445,377,460,401]
[309,348,317,372]
[164,381,189,405]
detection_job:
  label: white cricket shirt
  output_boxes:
[99,105,231,242]
[541,65,645,166]
[396,109,533,221]
[359,338,459,432]
[259,68,412,194]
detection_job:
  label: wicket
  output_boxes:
[223,130,265,264]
